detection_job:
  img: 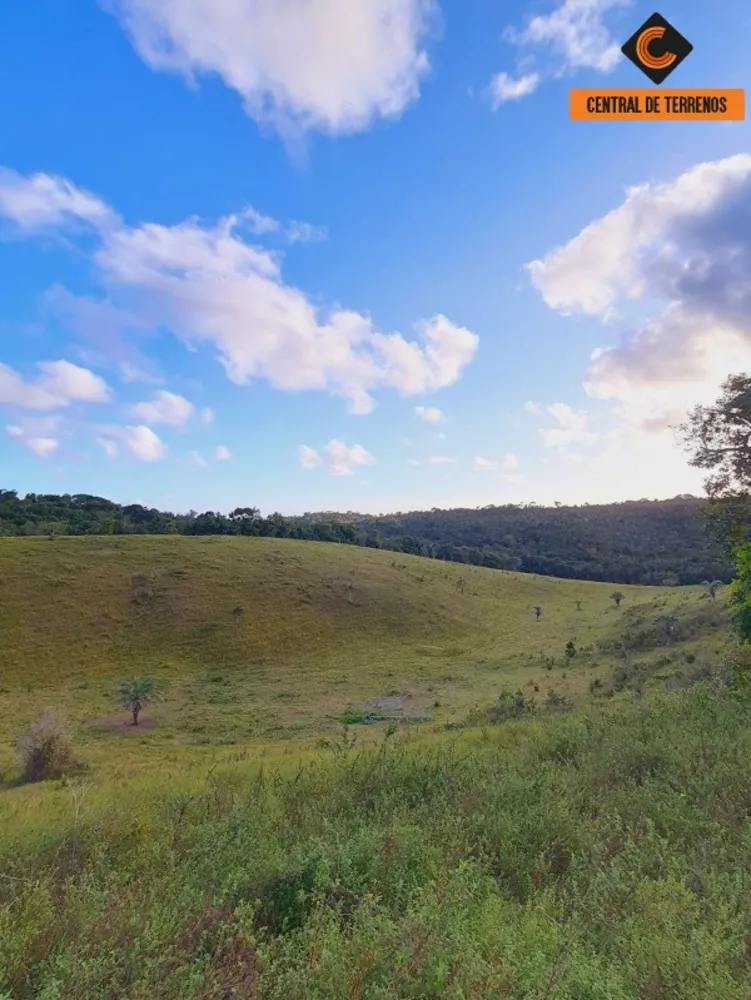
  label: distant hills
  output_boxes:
[0,489,730,585]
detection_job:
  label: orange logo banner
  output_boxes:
[570,89,745,121]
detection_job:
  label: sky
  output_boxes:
[1,0,751,516]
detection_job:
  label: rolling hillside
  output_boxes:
[0,536,744,1000]
[0,535,730,779]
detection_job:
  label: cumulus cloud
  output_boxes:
[509,0,630,73]
[131,389,194,427]
[0,167,479,416]
[0,359,110,410]
[199,407,215,426]
[215,445,233,460]
[528,154,751,434]
[323,440,375,476]
[106,0,437,137]
[25,437,59,457]
[121,425,167,461]
[6,417,61,458]
[474,452,519,472]
[415,405,445,423]
[298,444,321,470]
[539,403,599,448]
[489,0,630,105]
[428,455,456,466]
[0,167,115,232]
[524,400,544,415]
[11,173,478,414]
[488,72,540,107]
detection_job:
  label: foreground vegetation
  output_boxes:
[2,683,751,999]
[0,489,730,584]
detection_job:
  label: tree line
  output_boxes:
[0,487,731,586]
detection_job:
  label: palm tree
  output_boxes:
[702,580,723,600]
[610,591,624,608]
[118,677,159,726]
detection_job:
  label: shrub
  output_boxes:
[487,689,534,723]
[15,711,80,782]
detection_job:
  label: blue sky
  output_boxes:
[1,0,750,515]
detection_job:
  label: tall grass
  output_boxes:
[2,684,751,999]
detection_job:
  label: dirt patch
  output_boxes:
[90,713,157,735]
[373,695,408,714]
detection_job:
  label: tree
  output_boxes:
[118,677,159,726]
[611,591,624,608]
[534,606,542,621]
[680,374,751,500]
[730,545,751,643]
[702,580,723,600]
[679,374,751,547]
[565,641,576,658]
[575,600,582,611]
[654,615,678,647]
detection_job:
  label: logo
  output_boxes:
[621,13,693,84]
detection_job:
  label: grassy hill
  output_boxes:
[0,535,730,779]
[1,535,748,1000]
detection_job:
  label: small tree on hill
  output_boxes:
[534,606,542,621]
[118,677,160,726]
[703,580,723,600]
[565,641,576,659]
[611,591,624,608]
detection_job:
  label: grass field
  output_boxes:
[1,535,744,999]
[0,535,730,781]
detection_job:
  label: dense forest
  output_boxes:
[0,488,731,585]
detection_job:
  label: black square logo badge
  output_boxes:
[621,13,693,84]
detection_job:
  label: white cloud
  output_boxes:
[26,437,59,457]
[97,436,119,458]
[0,359,110,410]
[524,400,543,415]
[323,440,375,476]
[107,0,437,137]
[489,0,630,105]
[474,452,519,472]
[200,406,215,426]
[508,0,630,74]
[298,444,321,470]
[415,405,446,423]
[528,154,751,436]
[407,458,420,466]
[528,154,751,319]
[6,424,23,438]
[131,389,194,427]
[241,206,280,235]
[429,455,456,466]
[0,167,115,232]
[122,425,167,461]
[540,403,599,448]
[215,444,233,461]
[190,450,208,467]
[286,221,328,244]
[435,431,446,440]
[0,169,479,416]
[489,72,540,107]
